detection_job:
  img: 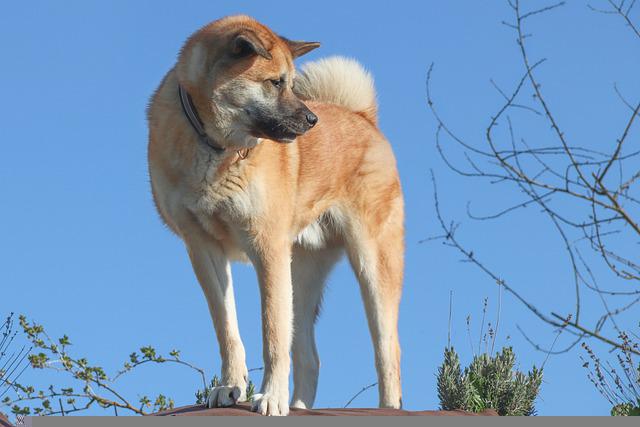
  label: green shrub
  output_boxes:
[437,346,542,415]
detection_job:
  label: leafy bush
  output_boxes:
[437,346,542,415]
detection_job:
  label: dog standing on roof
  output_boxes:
[147,15,404,416]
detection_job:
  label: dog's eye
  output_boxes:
[270,78,283,88]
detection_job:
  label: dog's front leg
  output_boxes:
[185,232,248,408]
[251,244,293,416]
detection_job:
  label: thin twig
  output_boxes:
[343,382,378,408]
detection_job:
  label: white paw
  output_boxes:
[290,399,308,409]
[206,385,246,408]
[251,391,289,416]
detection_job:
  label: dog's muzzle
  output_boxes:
[250,106,318,142]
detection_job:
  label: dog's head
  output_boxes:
[176,16,320,149]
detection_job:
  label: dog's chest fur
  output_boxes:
[193,157,259,219]
[183,151,341,254]
[185,153,263,238]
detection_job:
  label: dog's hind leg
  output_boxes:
[185,231,248,408]
[290,246,342,409]
[345,203,404,409]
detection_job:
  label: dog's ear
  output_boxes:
[281,37,320,59]
[232,31,272,60]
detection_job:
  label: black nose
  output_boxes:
[305,112,318,127]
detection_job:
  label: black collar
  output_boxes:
[178,85,226,153]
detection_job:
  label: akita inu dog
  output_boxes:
[147,15,403,416]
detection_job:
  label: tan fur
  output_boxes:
[148,15,404,416]
[294,56,378,125]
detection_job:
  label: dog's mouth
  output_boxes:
[250,123,308,143]
[270,128,306,143]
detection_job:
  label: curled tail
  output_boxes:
[294,56,378,126]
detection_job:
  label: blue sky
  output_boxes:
[1,0,638,416]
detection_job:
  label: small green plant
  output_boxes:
[437,346,542,415]
[581,332,639,417]
[611,403,640,417]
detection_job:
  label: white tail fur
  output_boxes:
[294,56,378,125]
